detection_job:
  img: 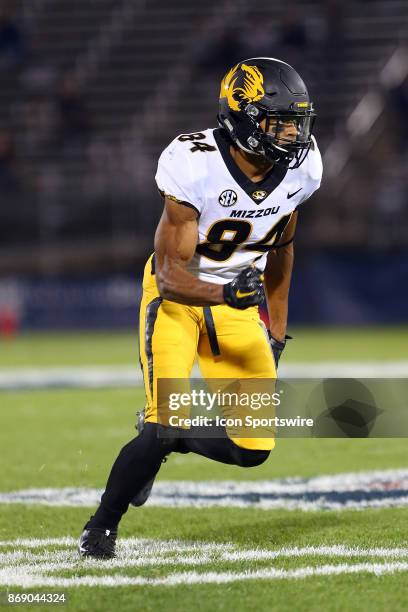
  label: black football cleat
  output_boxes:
[78,526,117,559]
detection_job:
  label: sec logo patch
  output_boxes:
[218,190,238,207]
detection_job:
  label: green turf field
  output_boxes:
[0,326,407,368]
[0,329,407,611]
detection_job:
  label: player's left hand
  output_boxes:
[268,332,292,367]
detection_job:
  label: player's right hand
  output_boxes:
[223,266,264,310]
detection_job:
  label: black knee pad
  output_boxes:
[122,422,180,457]
[142,422,182,453]
[231,446,270,468]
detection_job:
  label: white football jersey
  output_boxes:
[155,128,323,284]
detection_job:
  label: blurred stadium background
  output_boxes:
[1,5,408,607]
[0,0,407,332]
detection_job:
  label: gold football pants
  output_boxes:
[139,254,277,451]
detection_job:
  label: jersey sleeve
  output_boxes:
[155,138,203,215]
[296,135,323,207]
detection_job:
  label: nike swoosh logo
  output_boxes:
[236,289,256,298]
[287,188,302,199]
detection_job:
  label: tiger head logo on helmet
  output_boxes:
[220,63,265,112]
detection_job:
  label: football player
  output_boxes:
[79,57,322,558]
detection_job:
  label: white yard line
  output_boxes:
[2,543,408,566]
[0,366,139,390]
[280,361,408,378]
[0,361,408,390]
[1,538,408,587]
[1,563,408,587]
[1,469,407,511]
[224,545,408,561]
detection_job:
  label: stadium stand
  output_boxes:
[0,0,407,273]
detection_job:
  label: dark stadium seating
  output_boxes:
[0,0,407,271]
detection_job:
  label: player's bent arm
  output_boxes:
[154,198,224,306]
[263,212,297,342]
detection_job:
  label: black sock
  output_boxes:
[87,423,176,530]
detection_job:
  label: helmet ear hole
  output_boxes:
[245,104,260,118]
[247,136,259,148]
